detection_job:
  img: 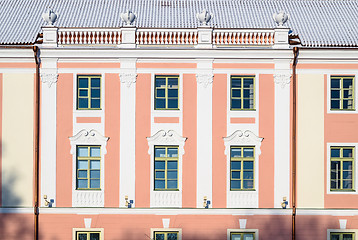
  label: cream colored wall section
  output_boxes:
[297,74,324,208]
[2,73,34,207]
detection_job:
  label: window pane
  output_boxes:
[90,233,100,240]
[155,78,166,87]
[155,161,165,169]
[155,99,166,109]
[231,180,241,189]
[343,79,353,88]
[155,148,166,158]
[231,79,241,88]
[155,180,165,189]
[77,179,88,189]
[78,233,88,240]
[79,89,88,97]
[78,160,88,169]
[168,78,178,87]
[90,170,100,178]
[243,89,251,98]
[344,90,351,98]
[331,100,340,109]
[79,98,89,109]
[91,78,101,87]
[167,171,177,179]
[78,147,89,157]
[168,233,178,240]
[231,234,241,240]
[155,233,165,240]
[155,171,165,178]
[243,234,254,240]
[79,78,89,88]
[91,89,100,98]
[90,179,100,188]
[167,148,178,157]
[331,79,340,88]
[243,99,251,109]
[168,89,178,97]
[331,90,340,98]
[168,99,178,109]
[167,161,177,169]
[243,161,253,170]
[90,147,101,157]
[243,171,254,179]
[156,89,165,97]
[231,99,241,109]
[232,89,241,98]
[243,180,254,189]
[90,160,100,170]
[231,148,241,157]
[343,149,353,158]
[91,99,100,108]
[231,171,241,179]
[231,161,241,170]
[343,161,353,170]
[343,180,352,189]
[331,149,340,158]
[167,180,177,189]
[243,148,254,157]
[243,79,254,88]
[78,170,87,178]
[331,180,337,189]
[343,234,353,240]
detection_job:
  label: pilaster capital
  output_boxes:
[274,73,291,89]
[119,71,137,88]
[196,72,213,88]
[40,68,58,88]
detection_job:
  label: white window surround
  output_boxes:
[227,73,259,119]
[147,130,186,207]
[224,130,263,208]
[72,228,104,240]
[227,229,259,240]
[69,129,109,207]
[327,74,358,114]
[326,143,358,195]
[327,229,357,240]
[151,228,182,240]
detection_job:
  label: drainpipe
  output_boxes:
[292,46,299,240]
[33,45,40,240]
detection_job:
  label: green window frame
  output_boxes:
[330,147,354,191]
[231,232,256,240]
[330,232,355,240]
[76,231,101,240]
[154,146,178,191]
[230,146,255,190]
[231,76,255,110]
[77,75,101,110]
[154,231,179,240]
[331,76,355,110]
[76,146,101,190]
[154,75,179,110]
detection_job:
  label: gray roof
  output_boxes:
[1,0,358,47]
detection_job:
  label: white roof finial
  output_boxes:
[196,9,212,26]
[42,7,58,26]
[121,10,136,26]
[273,11,289,27]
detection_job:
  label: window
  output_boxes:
[231,76,255,110]
[77,75,101,110]
[155,76,179,110]
[231,232,255,240]
[76,231,101,240]
[154,146,178,190]
[230,147,255,190]
[77,146,101,190]
[330,232,354,240]
[330,147,354,191]
[331,76,354,110]
[154,231,179,240]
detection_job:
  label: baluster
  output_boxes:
[229,32,233,44]
[69,31,73,44]
[168,32,172,44]
[108,32,112,44]
[138,32,143,44]
[74,31,78,44]
[100,31,104,44]
[143,32,148,44]
[65,31,69,44]
[95,31,99,44]
[104,31,107,44]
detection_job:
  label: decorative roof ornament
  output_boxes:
[42,7,58,26]
[273,11,289,27]
[121,10,136,26]
[196,9,212,26]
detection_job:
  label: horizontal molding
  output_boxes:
[230,117,256,124]
[154,117,180,123]
[76,117,102,123]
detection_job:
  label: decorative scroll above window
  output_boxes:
[147,130,187,155]
[69,129,109,154]
[223,130,263,155]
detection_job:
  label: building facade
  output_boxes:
[1,0,358,239]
